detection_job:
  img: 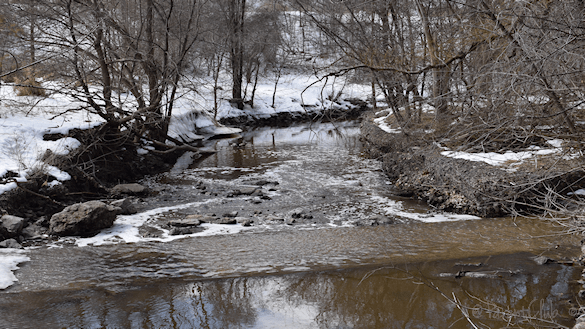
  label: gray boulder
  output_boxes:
[222,211,238,218]
[169,217,201,227]
[1,215,26,238]
[50,201,118,237]
[0,238,22,249]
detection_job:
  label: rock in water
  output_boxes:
[110,198,137,215]
[49,201,119,237]
[532,255,554,265]
[169,218,201,227]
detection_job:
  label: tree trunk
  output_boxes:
[415,0,450,122]
[230,0,245,110]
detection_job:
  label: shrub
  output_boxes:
[13,71,46,97]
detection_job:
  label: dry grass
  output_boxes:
[13,70,46,97]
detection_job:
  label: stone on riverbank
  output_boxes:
[49,201,119,237]
[0,238,22,249]
[214,217,237,225]
[21,223,46,239]
[236,217,253,226]
[0,215,26,238]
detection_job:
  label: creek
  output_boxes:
[0,120,581,328]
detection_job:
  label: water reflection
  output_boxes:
[0,253,577,328]
[194,122,363,174]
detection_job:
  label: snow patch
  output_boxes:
[568,189,585,196]
[441,147,559,167]
[74,200,252,247]
[373,115,400,134]
[0,249,30,290]
[372,196,480,222]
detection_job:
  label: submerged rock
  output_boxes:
[266,215,284,222]
[532,255,554,265]
[49,201,119,237]
[253,180,279,186]
[354,215,394,226]
[232,187,258,196]
[354,219,377,226]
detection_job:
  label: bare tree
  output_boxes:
[226,0,246,109]
[20,0,203,145]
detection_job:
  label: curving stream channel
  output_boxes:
[0,121,582,328]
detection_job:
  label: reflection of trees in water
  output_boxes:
[269,269,461,328]
[226,264,574,328]
[185,279,258,329]
[1,262,575,328]
[461,266,575,327]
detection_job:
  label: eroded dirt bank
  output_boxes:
[360,116,585,218]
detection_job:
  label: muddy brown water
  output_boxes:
[0,121,582,328]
